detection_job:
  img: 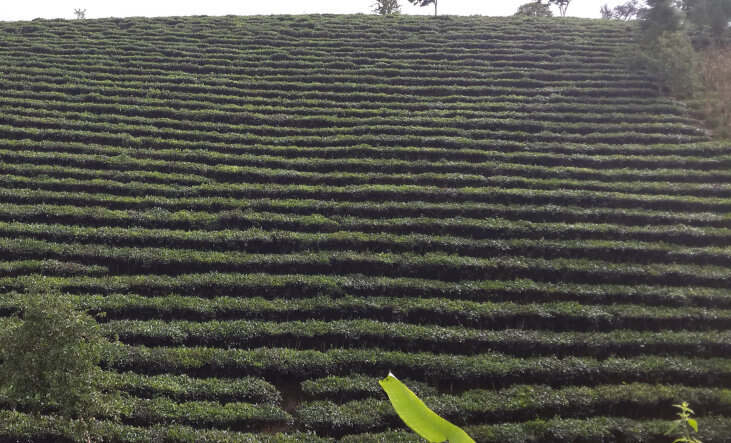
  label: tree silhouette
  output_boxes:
[373,0,401,15]
[408,0,438,16]
[549,0,572,16]
[0,288,108,419]
[601,0,642,20]
[516,1,554,17]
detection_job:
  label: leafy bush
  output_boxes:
[0,285,114,420]
[633,0,730,137]
[634,31,699,98]
[666,401,703,443]
[691,46,731,138]
[683,0,731,48]
[640,0,684,42]
[515,2,554,17]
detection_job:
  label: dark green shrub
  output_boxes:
[640,0,684,42]
[0,286,114,420]
[633,31,699,98]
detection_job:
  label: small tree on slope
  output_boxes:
[373,0,401,15]
[601,0,643,20]
[0,287,109,420]
[516,1,554,17]
[550,0,572,16]
[641,0,684,40]
[409,0,438,16]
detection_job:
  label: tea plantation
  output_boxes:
[0,14,729,442]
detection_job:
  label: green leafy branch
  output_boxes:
[666,401,702,443]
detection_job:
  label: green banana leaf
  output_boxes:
[379,372,475,443]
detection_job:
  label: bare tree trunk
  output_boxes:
[435,0,438,16]
[559,1,570,16]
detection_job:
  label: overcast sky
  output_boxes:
[2,0,635,21]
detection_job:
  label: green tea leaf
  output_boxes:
[665,421,681,435]
[379,372,475,443]
[687,418,698,433]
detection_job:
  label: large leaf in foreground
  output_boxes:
[379,372,475,443]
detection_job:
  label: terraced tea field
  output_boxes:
[0,14,729,442]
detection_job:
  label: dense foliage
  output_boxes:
[632,0,730,131]
[515,2,554,17]
[0,14,728,442]
[373,0,401,15]
[0,287,108,418]
[601,0,643,20]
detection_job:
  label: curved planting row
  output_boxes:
[3,236,731,287]
[5,140,731,176]
[3,155,731,198]
[2,104,704,137]
[296,383,731,437]
[0,87,690,115]
[3,175,731,214]
[0,192,726,228]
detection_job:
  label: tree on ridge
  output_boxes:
[515,1,554,17]
[601,0,643,20]
[373,0,401,15]
[408,0,438,16]
[549,0,572,16]
[0,285,120,439]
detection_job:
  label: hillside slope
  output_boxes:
[0,14,729,442]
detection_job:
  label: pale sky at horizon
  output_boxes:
[1,0,636,22]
